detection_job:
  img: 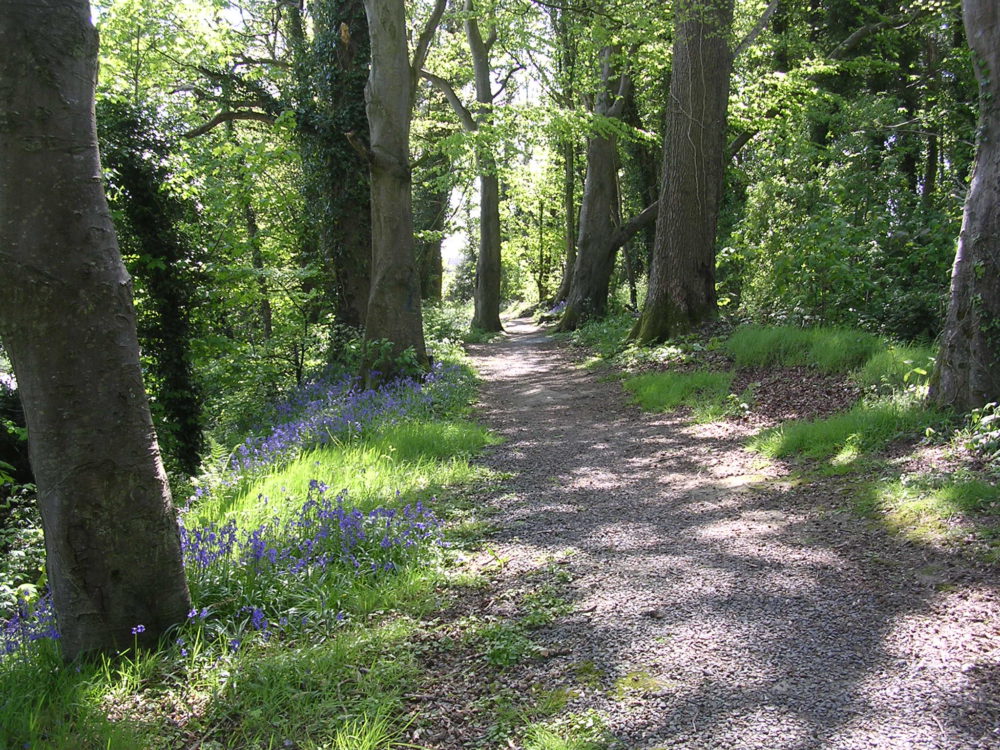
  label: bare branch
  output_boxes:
[421,70,478,131]
[733,0,778,59]
[492,64,525,102]
[411,0,448,96]
[183,110,276,138]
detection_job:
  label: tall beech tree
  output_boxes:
[361,0,445,369]
[423,0,509,333]
[0,0,191,659]
[631,0,735,344]
[930,0,1000,409]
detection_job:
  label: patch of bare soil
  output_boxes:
[411,319,1000,750]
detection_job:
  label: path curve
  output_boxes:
[465,319,1000,750]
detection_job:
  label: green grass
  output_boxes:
[187,419,497,527]
[748,395,941,465]
[2,379,498,748]
[725,325,882,373]
[559,311,635,360]
[851,344,935,391]
[856,474,1000,551]
[623,370,734,421]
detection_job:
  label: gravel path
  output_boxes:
[464,319,1000,750]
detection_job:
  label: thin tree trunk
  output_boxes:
[0,0,191,659]
[555,139,578,303]
[631,0,735,344]
[930,0,1000,410]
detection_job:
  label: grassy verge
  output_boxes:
[623,370,738,422]
[855,473,1000,558]
[747,395,942,467]
[0,348,501,748]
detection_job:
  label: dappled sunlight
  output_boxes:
[463,320,1000,748]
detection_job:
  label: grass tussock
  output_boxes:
[748,394,941,465]
[623,370,735,422]
[725,325,882,373]
[852,344,935,391]
[856,474,1000,554]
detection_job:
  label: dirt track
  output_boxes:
[460,319,1000,749]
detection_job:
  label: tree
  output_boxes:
[0,0,191,659]
[555,46,630,330]
[631,0,735,344]
[930,0,1000,410]
[361,0,445,370]
[422,0,509,333]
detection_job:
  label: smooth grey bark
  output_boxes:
[631,0,735,344]
[422,0,504,332]
[556,47,631,332]
[930,0,1000,410]
[0,0,191,659]
[361,0,444,374]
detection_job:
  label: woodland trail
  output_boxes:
[458,318,1000,749]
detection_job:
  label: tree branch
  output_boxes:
[597,201,658,259]
[492,64,525,101]
[421,71,479,131]
[733,0,778,59]
[411,0,448,97]
[183,110,276,138]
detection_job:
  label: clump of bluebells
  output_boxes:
[0,592,58,658]
[194,361,474,502]
[181,481,441,583]
[178,481,443,644]
[1,364,469,662]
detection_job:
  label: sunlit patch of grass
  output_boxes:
[851,344,935,391]
[623,370,734,419]
[188,420,497,527]
[748,394,941,465]
[0,641,147,749]
[726,325,881,373]
[856,473,1000,550]
[522,709,614,750]
[198,619,420,748]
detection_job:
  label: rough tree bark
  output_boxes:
[929,0,1000,410]
[0,0,191,659]
[361,0,444,373]
[631,0,735,344]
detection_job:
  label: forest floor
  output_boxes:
[407,318,1000,749]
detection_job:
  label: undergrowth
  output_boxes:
[0,344,499,749]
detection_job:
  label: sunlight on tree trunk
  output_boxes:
[0,0,191,660]
[930,0,1000,410]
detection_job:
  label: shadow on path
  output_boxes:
[466,319,1000,749]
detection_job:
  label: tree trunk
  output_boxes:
[287,0,372,331]
[0,0,191,660]
[556,46,630,332]
[467,0,504,332]
[631,0,735,345]
[473,165,504,331]
[554,139,578,303]
[362,0,428,372]
[556,131,620,330]
[930,0,1000,410]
